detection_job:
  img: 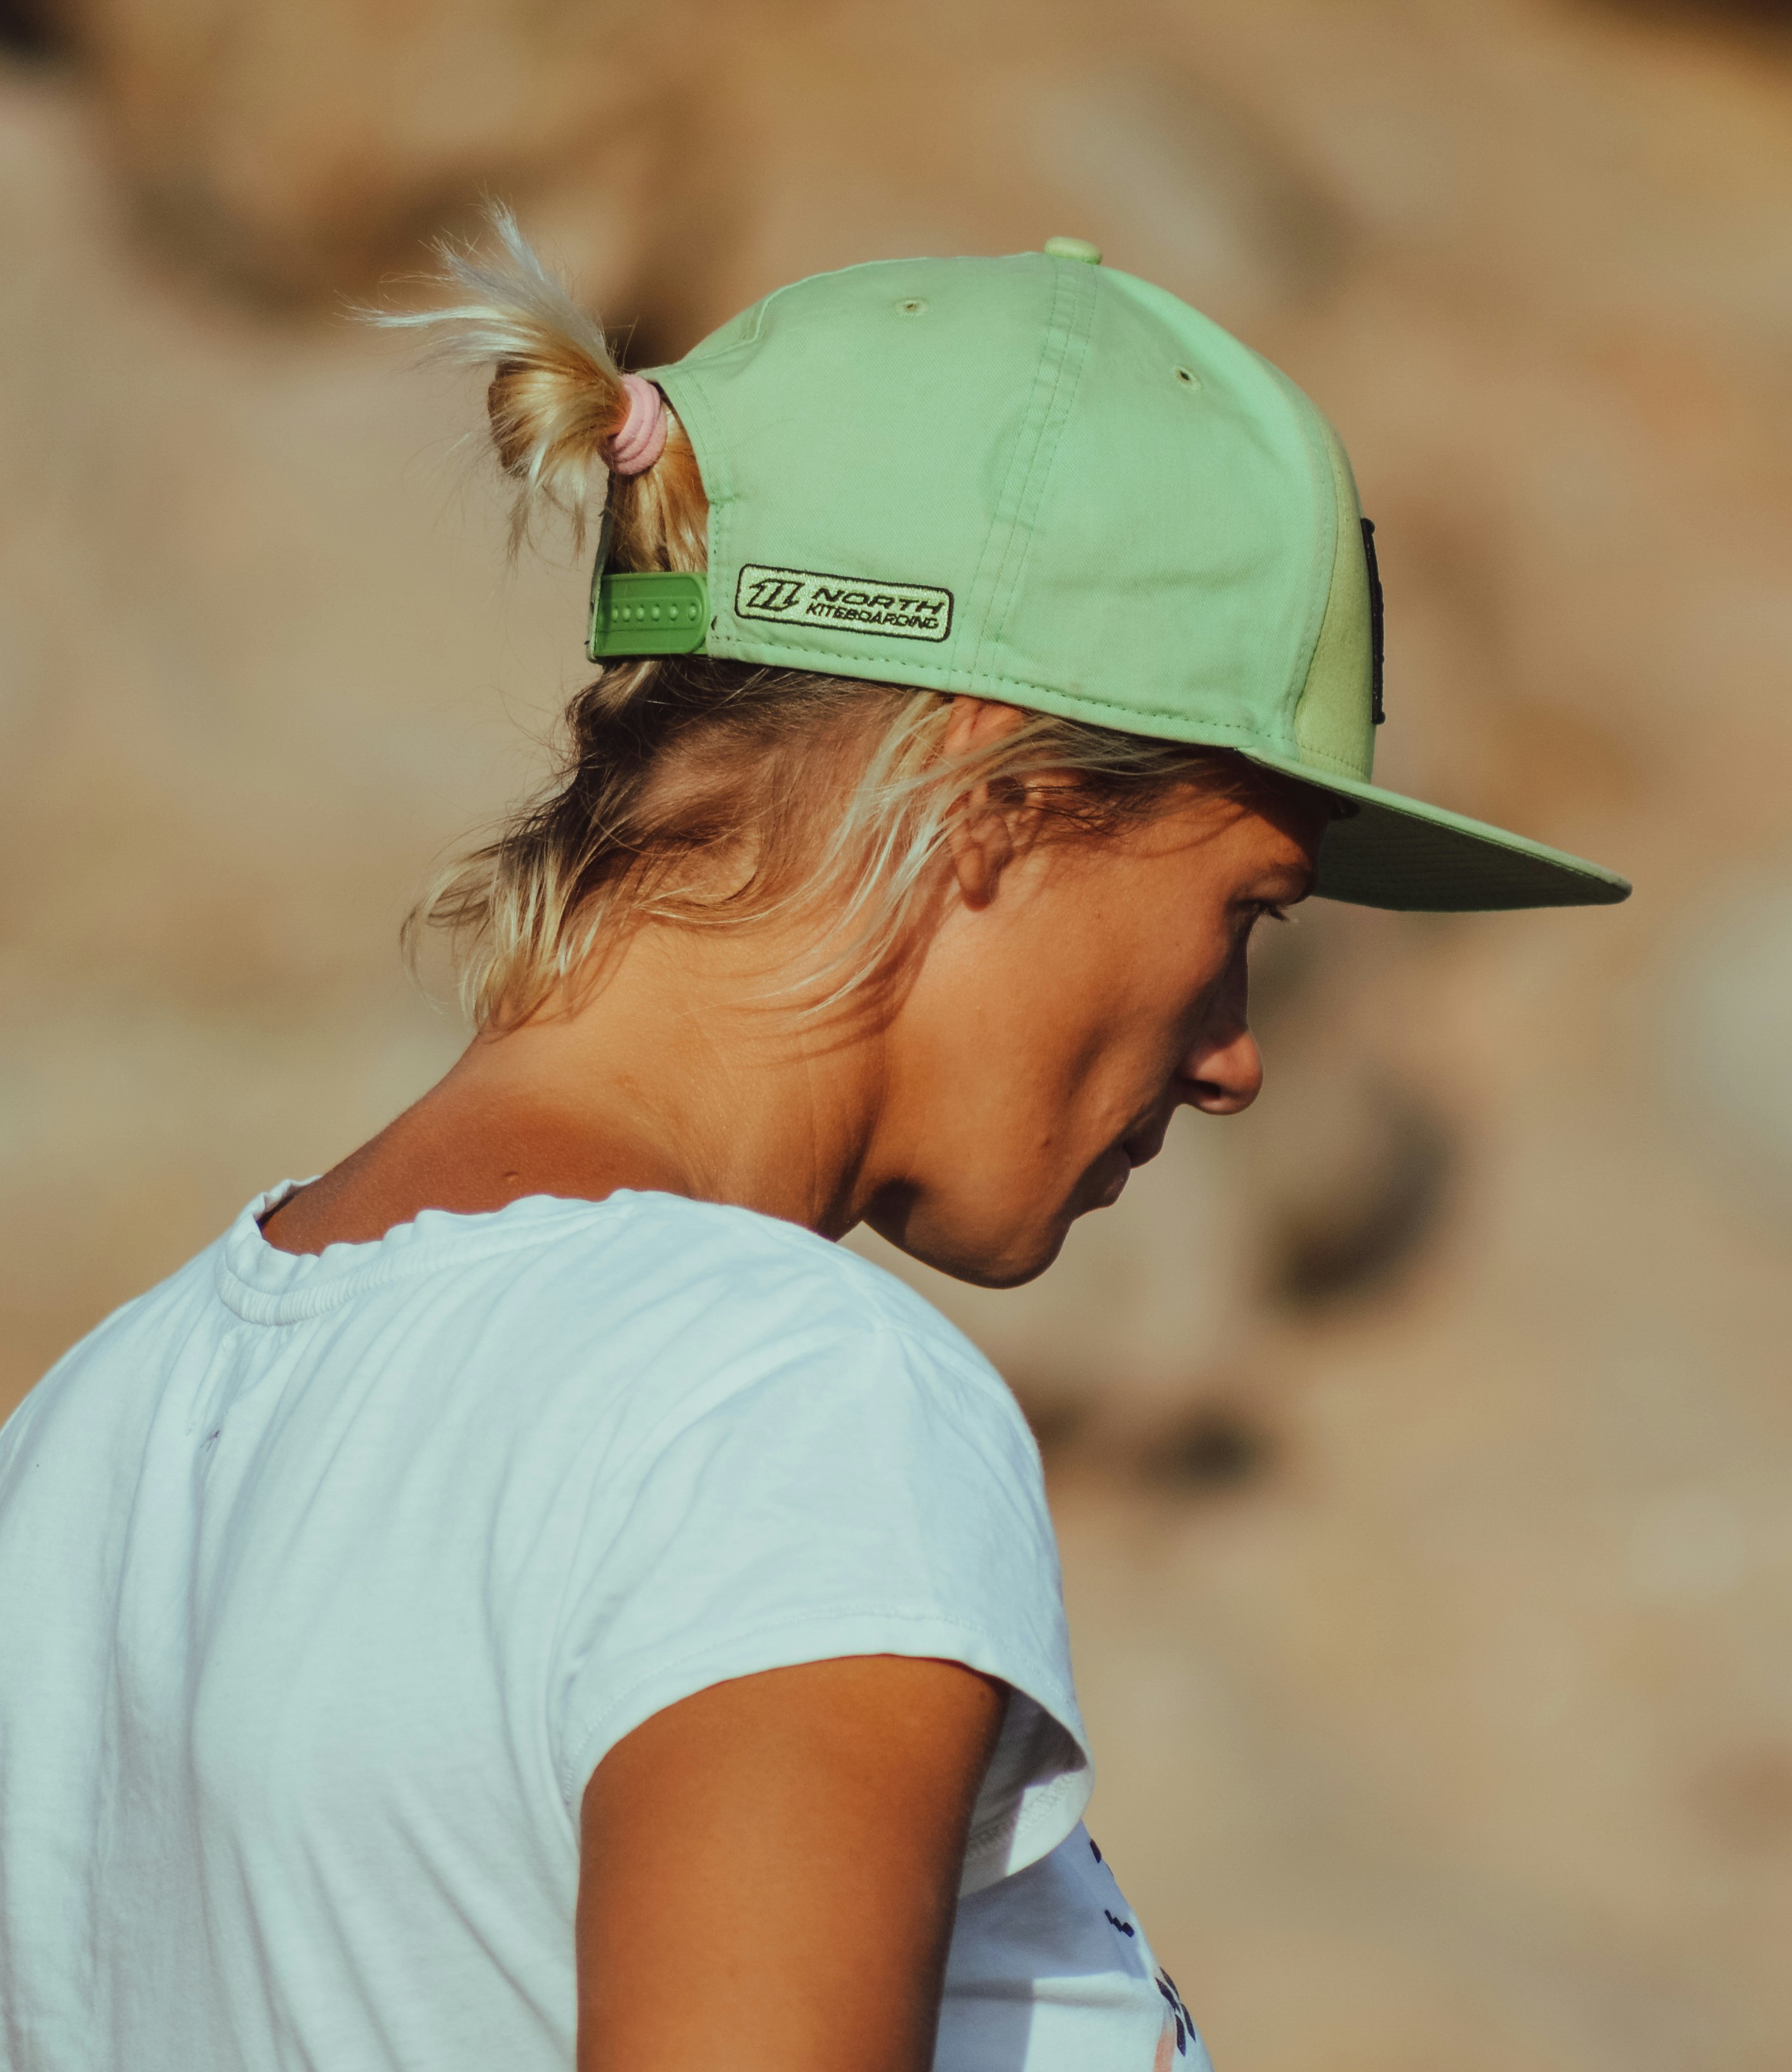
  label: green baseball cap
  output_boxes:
[592,241,1628,912]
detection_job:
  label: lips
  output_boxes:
[1082,1113,1172,1215]
[1120,1116,1171,1171]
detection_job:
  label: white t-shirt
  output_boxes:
[0,1187,1209,2072]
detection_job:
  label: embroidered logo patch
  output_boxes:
[735,564,953,643]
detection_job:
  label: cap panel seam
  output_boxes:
[973,261,1097,680]
[1256,357,1339,755]
[962,259,1094,686]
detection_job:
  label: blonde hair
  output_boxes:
[380,208,1306,1031]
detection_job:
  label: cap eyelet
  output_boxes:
[1173,365,1200,388]
[896,296,929,316]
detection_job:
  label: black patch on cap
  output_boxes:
[1362,518,1386,725]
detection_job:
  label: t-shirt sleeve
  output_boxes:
[548,1287,1091,1894]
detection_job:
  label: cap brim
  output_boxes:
[1235,750,1631,912]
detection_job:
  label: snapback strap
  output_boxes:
[587,569,711,659]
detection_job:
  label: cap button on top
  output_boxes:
[1043,236,1101,265]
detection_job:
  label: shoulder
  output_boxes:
[578,1192,1032,1444]
[3,1244,218,1443]
[0,1242,223,1544]
[546,1192,1001,1375]
[517,1202,1027,1508]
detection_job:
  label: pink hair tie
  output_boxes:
[606,373,668,475]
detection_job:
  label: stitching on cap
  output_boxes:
[964,261,1082,684]
[1259,355,1340,743]
[707,631,1369,754]
[974,262,1094,679]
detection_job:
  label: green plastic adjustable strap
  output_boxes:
[587,569,711,660]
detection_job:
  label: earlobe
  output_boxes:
[946,792,1014,910]
[939,696,1030,910]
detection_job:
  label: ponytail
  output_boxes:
[368,203,708,569]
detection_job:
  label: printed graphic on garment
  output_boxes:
[1155,1969,1197,2062]
[735,564,953,642]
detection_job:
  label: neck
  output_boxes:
[262,922,893,1255]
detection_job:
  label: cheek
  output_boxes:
[1009,894,1217,1100]
[918,847,1235,1144]
[1070,877,1229,1016]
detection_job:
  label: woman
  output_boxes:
[0,215,1626,2072]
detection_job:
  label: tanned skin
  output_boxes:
[262,696,1329,2072]
[576,1659,1005,2072]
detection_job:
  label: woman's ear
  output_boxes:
[941,698,1030,910]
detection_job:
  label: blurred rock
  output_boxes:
[1600,0,1792,28]
[25,0,1355,342]
[1263,1083,1454,1309]
[0,0,60,60]
[1666,874,1792,1219]
[1028,62,1348,327]
[39,0,702,303]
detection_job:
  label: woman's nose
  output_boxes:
[1179,1025,1263,1115]
[1178,952,1263,1115]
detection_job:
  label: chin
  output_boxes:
[880,1214,1072,1292]
[945,1245,1063,1292]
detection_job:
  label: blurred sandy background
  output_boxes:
[3,0,1791,2063]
